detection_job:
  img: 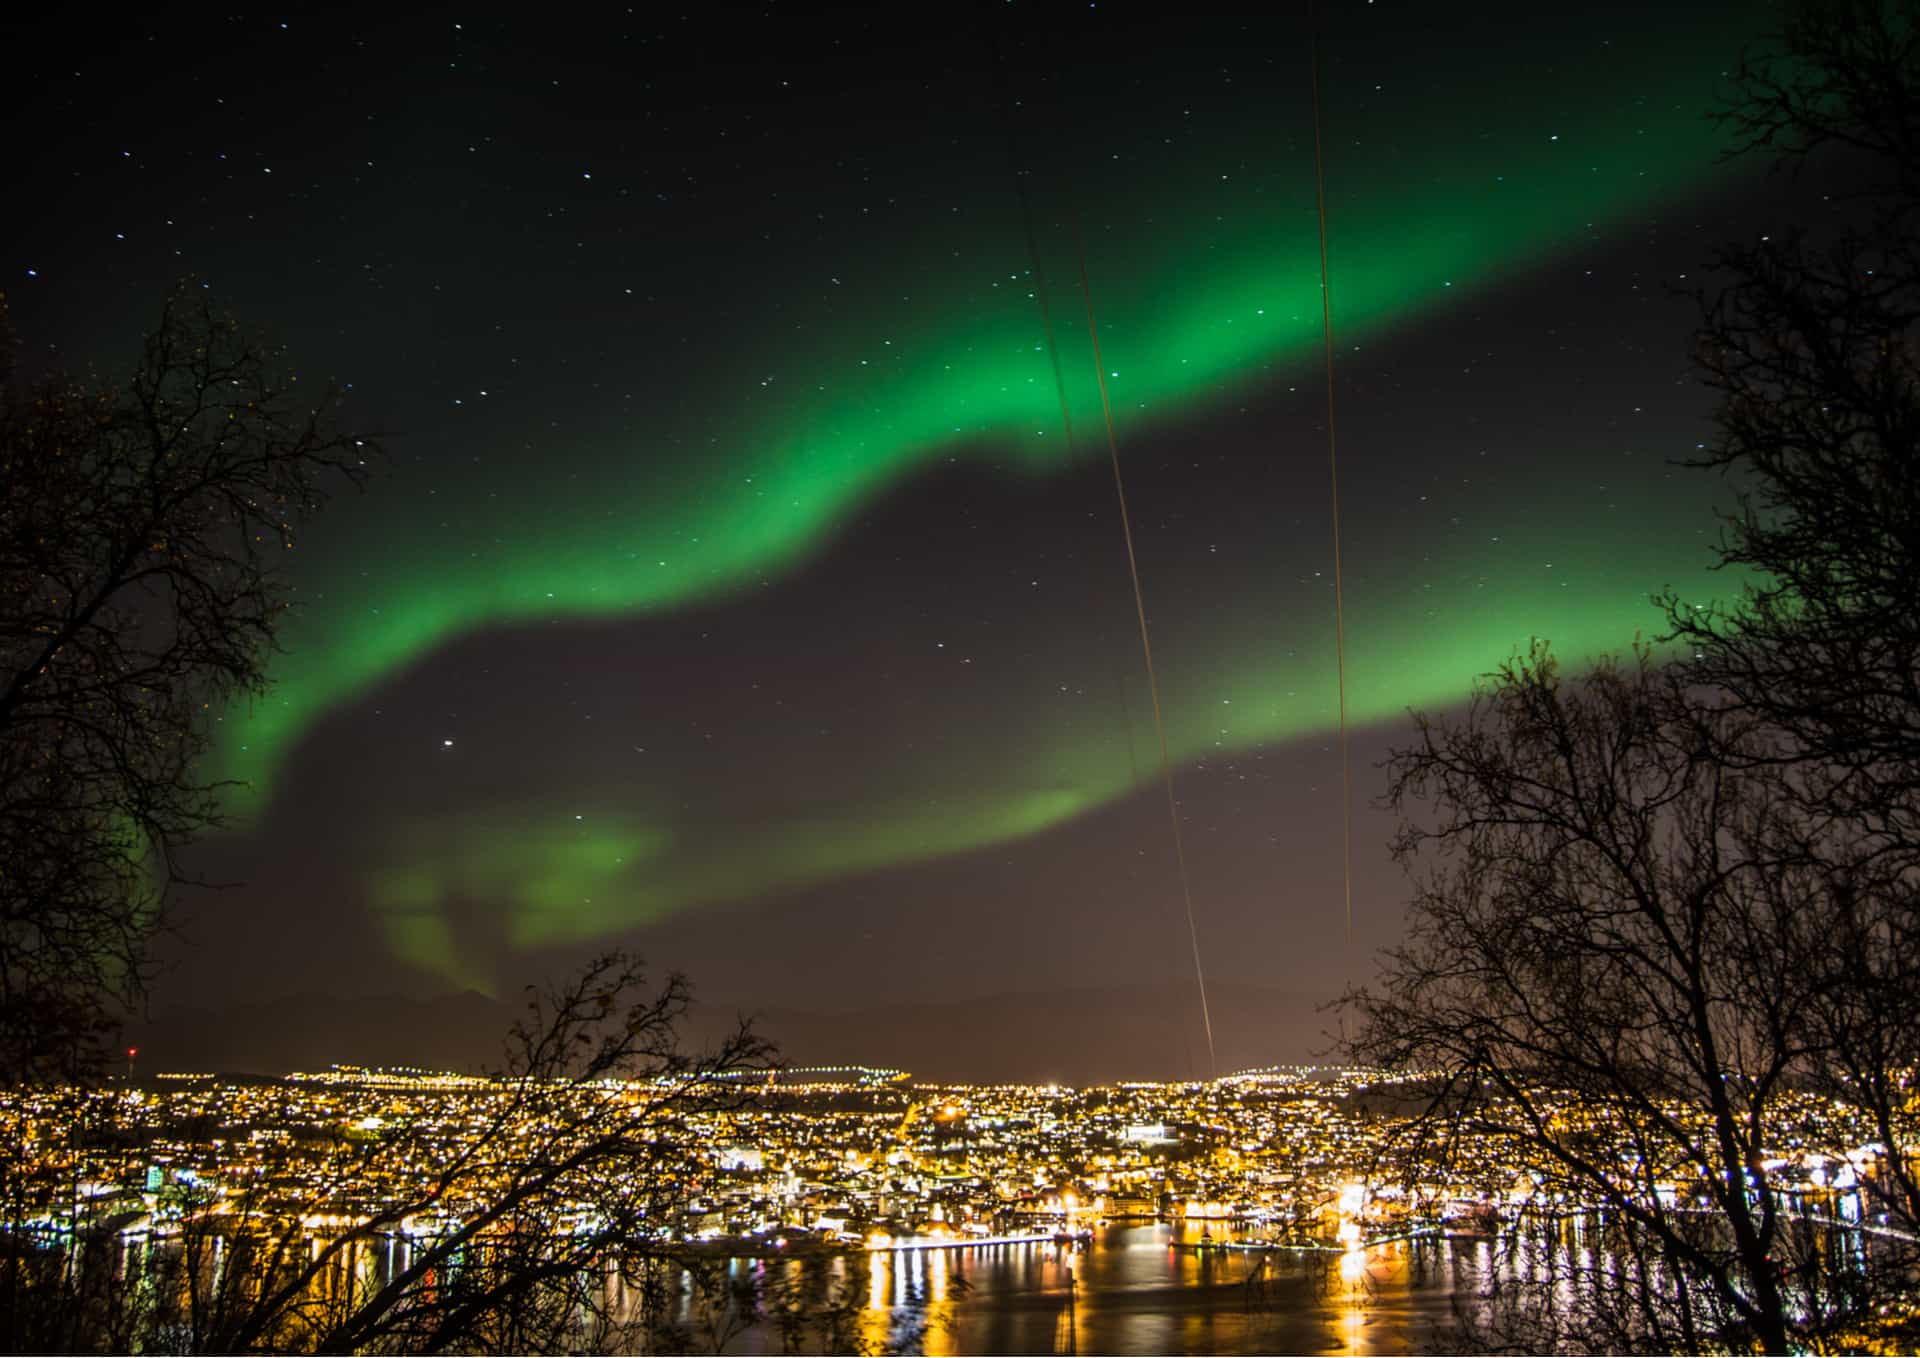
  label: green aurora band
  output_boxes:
[212,30,1761,981]
[365,510,1716,990]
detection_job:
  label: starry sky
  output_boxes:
[8,2,1784,1079]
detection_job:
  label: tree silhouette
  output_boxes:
[1666,0,1920,1277]
[0,284,370,1082]
[1353,647,1900,1352]
[1353,3,1920,1350]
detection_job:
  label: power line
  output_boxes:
[1074,227,1217,1078]
[987,33,1198,1076]
[1308,0,1357,967]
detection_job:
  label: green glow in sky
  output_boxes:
[367,497,1719,989]
[227,83,1732,791]
[211,28,1754,983]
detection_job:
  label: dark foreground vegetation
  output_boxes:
[1350,1,1920,1350]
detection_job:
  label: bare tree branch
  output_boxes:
[0,283,374,1083]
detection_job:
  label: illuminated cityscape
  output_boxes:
[6,1063,1888,1257]
[8,1057,1906,1352]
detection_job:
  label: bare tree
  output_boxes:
[1348,6,1920,1351]
[1671,0,1920,842]
[1663,0,1920,1268]
[0,284,371,1082]
[1351,646,1911,1353]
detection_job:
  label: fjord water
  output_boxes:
[754,1222,1479,1356]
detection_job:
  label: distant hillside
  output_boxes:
[738,984,1339,1085]
[126,982,1339,1084]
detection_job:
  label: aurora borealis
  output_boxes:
[10,0,1777,1075]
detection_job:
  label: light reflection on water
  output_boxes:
[813,1222,1471,1357]
[101,1222,1475,1354]
[100,1212,1884,1354]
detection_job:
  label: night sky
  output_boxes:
[9,2,1780,1081]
